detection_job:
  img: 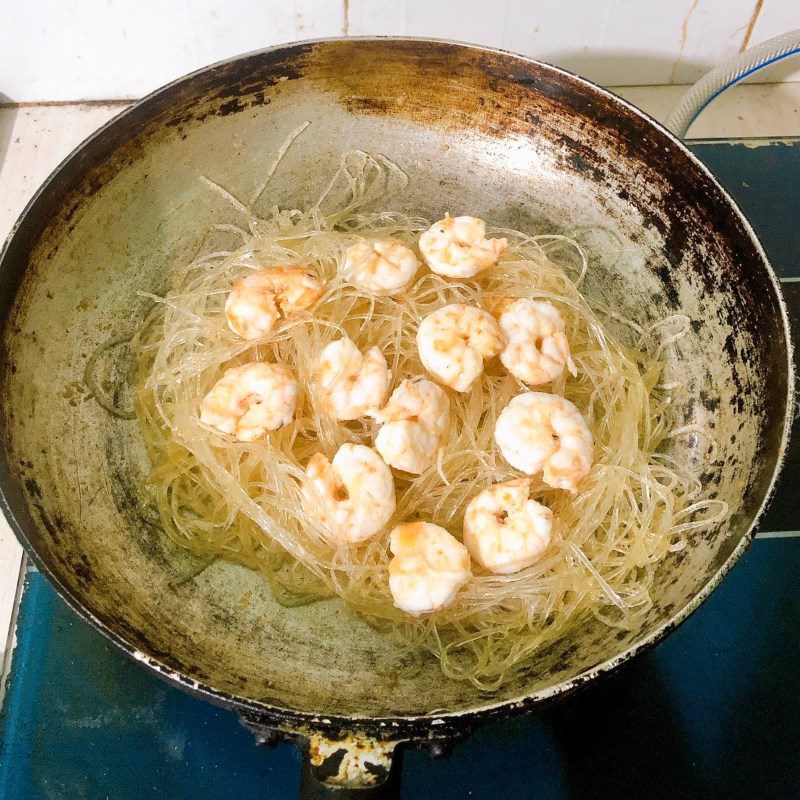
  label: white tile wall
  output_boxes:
[0,2,799,108]
[0,0,800,102]
[350,0,755,85]
[0,0,345,102]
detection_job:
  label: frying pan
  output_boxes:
[0,39,793,797]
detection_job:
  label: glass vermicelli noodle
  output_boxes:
[127,147,728,691]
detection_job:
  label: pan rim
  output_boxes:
[0,35,794,737]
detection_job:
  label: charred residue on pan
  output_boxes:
[160,44,313,131]
[305,42,770,326]
[308,41,784,472]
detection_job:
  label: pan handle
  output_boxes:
[238,713,404,797]
[298,733,403,799]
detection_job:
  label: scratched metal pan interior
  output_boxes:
[0,39,792,727]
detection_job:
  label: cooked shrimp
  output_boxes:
[225,267,324,340]
[463,479,553,574]
[200,362,298,441]
[342,238,419,295]
[371,377,450,474]
[316,337,391,421]
[419,215,508,278]
[498,299,576,386]
[417,304,503,392]
[302,444,396,544]
[388,521,472,616]
[494,392,593,492]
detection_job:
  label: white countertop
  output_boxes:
[2,84,799,682]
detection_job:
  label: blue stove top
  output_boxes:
[2,140,800,800]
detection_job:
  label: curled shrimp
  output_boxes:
[342,238,419,295]
[371,377,450,474]
[388,521,472,616]
[225,266,324,340]
[316,337,391,421]
[417,303,503,392]
[463,479,553,574]
[302,443,396,543]
[498,298,576,386]
[419,215,508,278]
[494,392,593,492]
[199,362,298,441]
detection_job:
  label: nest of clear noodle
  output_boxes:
[129,149,727,690]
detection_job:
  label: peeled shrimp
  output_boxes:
[417,304,503,392]
[316,337,391,421]
[371,377,450,474]
[200,362,298,441]
[498,299,576,385]
[225,267,324,340]
[388,521,472,616]
[494,392,593,492]
[419,215,508,278]
[342,238,419,295]
[302,443,396,544]
[463,479,553,574]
